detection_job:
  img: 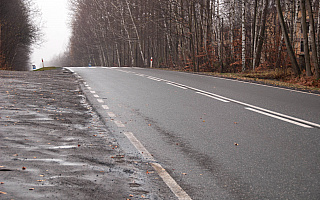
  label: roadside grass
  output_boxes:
[34,67,60,71]
[157,67,320,93]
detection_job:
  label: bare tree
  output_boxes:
[276,0,301,76]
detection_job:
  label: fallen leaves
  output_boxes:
[22,166,26,170]
[0,191,7,194]
[234,143,239,146]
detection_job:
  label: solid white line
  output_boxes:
[97,99,104,103]
[123,132,192,200]
[107,112,116,118]
[209,75,318,96]
[102,105,109,109]
[114,120,125,128]
[90,91,96,94]
[196,92,230,103]
[191,90,320,128]
[166,82,187,90]
[121,71,319,128]
[245,108,313,128]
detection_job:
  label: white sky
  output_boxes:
[31,0,71,67]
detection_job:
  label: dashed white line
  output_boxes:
[210,75,318,96]
[94,94,99,98]
[196,92,230,103]
[124,132,192,200]
[245,107,313,128]
[192,89,319,128]
[126,72,318,128]
[147,76,162,81]
[97,99,104,103]
[102,105,109,110]
[107,112,116,118]
[90,91,96,94]
[166,82,188,90]
[114,120,125,128]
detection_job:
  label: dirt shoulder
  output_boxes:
[0,68,163,199]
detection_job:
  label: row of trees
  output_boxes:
[0,0,40,71]
[66,0,320,78]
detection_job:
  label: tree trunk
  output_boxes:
[301,0,312,76]
[253,0,269,70]
[230,0,235,58]
[306,0,319,78]
[242,0,246,72]
[317,0,320,78]
[276,0,301,76]
[125,0,145,66]
[252,0,258,70]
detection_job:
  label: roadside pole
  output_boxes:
[150,57,153,68]
[42,58,44,70]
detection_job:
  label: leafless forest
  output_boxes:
[54,0,319,79]
[0,0,40,71]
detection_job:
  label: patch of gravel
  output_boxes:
[0,69,164,200]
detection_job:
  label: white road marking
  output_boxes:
[102,105,109,110]
[179,88,319,128]
[90,91,96,94]
[166,82,188,90]
[245,107,313,128]
[107,112,116,118]
[87,87,92,90]
[147,76,162,81]
[97,99,104,103]
[64,67,74,73]
[196,92,230,103]
[94,94,99,98]
[123,132,192,200]
[78,67,319,128]
[114,120,125,128]
[209,75,319,96]
[128,72,319,128]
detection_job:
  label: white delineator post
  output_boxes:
[42,58,44,69]
[150,57,153,68]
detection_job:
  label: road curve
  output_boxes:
[68,67,320,200]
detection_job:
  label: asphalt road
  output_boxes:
[69,67,320,200]
[0,69,170,200]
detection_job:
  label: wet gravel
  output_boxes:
[0,69,164,200]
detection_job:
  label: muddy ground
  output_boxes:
[0,68,167,200]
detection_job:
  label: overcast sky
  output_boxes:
[31,0,71,67]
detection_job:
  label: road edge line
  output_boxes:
[123,132,192,200]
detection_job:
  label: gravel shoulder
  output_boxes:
[0,68,166,199]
